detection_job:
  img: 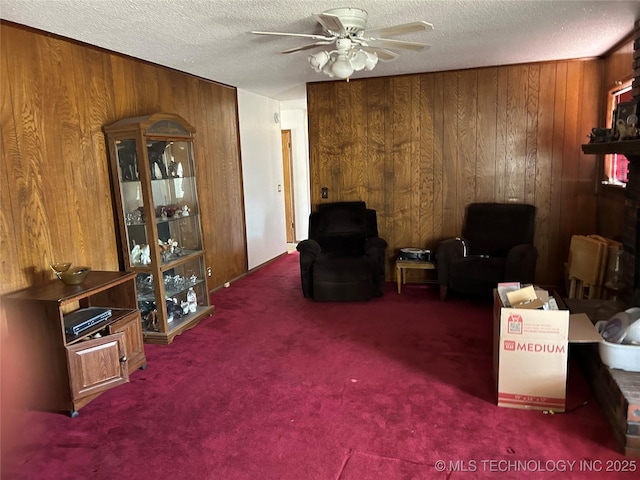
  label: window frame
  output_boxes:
[603,80,633,187]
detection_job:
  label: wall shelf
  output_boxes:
[582,140,640,157]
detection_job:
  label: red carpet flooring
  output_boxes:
[2,252,635,479]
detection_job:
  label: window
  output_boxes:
[603,81,633,186]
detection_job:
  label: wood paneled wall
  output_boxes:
[604,36,635,92]
[307,59,603,287]
[0,22,246,297]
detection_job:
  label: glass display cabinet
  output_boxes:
[104,113,214,345]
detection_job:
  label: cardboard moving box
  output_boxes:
[493,289,601,412]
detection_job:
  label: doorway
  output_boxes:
[281,130,296,243]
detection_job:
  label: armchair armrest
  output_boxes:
[365,237,388,297]
[296,239,321,257]
[504,244,538,284]
[437,237,468,285]
[296,239,321,298]
[364,236,388,254]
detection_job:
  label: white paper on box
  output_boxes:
[497,282,521,306]
[497,307,570,411]
[506,285,537,306]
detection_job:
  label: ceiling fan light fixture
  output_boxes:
[322,60,336,78]
[349,49,368,71]
[331,53,354,79]
[309,51,331,72]
[363,51,378,71]
[349,49,378,72]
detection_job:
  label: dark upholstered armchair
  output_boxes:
[296,202,388,301]
[437,203,538,300]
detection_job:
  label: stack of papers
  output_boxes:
[497,283,558,310]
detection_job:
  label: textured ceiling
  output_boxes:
[2,1,639,100]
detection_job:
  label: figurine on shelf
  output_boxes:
[168,160,178,178]
[155,205,167,219]
[181,300,190,315]
[159,238,177,254]
[165,205,179,217]
[130,242,142,264]
[166,297,183,323]
[136,206,146,222]
[126,209,143,225]
[148,141,169,179]
[164,274,185,292]
[117,141,138,181]
[187,287,197,313]
[181,205,190,217]
[136,276,154,296]
[140,244,151,265]
[168,161,183,178]
[589,127,614,144]
[146,309,159,332]
[159,238,180,262]
[616,119,639,140]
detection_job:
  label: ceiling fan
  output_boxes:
[251,7,433,80]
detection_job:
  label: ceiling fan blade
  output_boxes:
[281,41,333,54]
[363,21,433,38]
[250,31,332,41]
[313,12,347,35]
[362,47,399,62]
[366,38,430,51]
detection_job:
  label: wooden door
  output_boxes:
[281,130,295,242]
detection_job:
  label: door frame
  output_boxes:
[281,130,296,242]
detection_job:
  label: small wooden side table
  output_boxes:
[395,259,436,294]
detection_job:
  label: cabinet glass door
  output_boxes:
[148,140,203,265]
[114,138,149,268]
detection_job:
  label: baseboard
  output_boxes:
[208,251,290,294]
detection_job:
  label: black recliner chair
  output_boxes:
[437,202,538,300]
[296,202,388,301]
